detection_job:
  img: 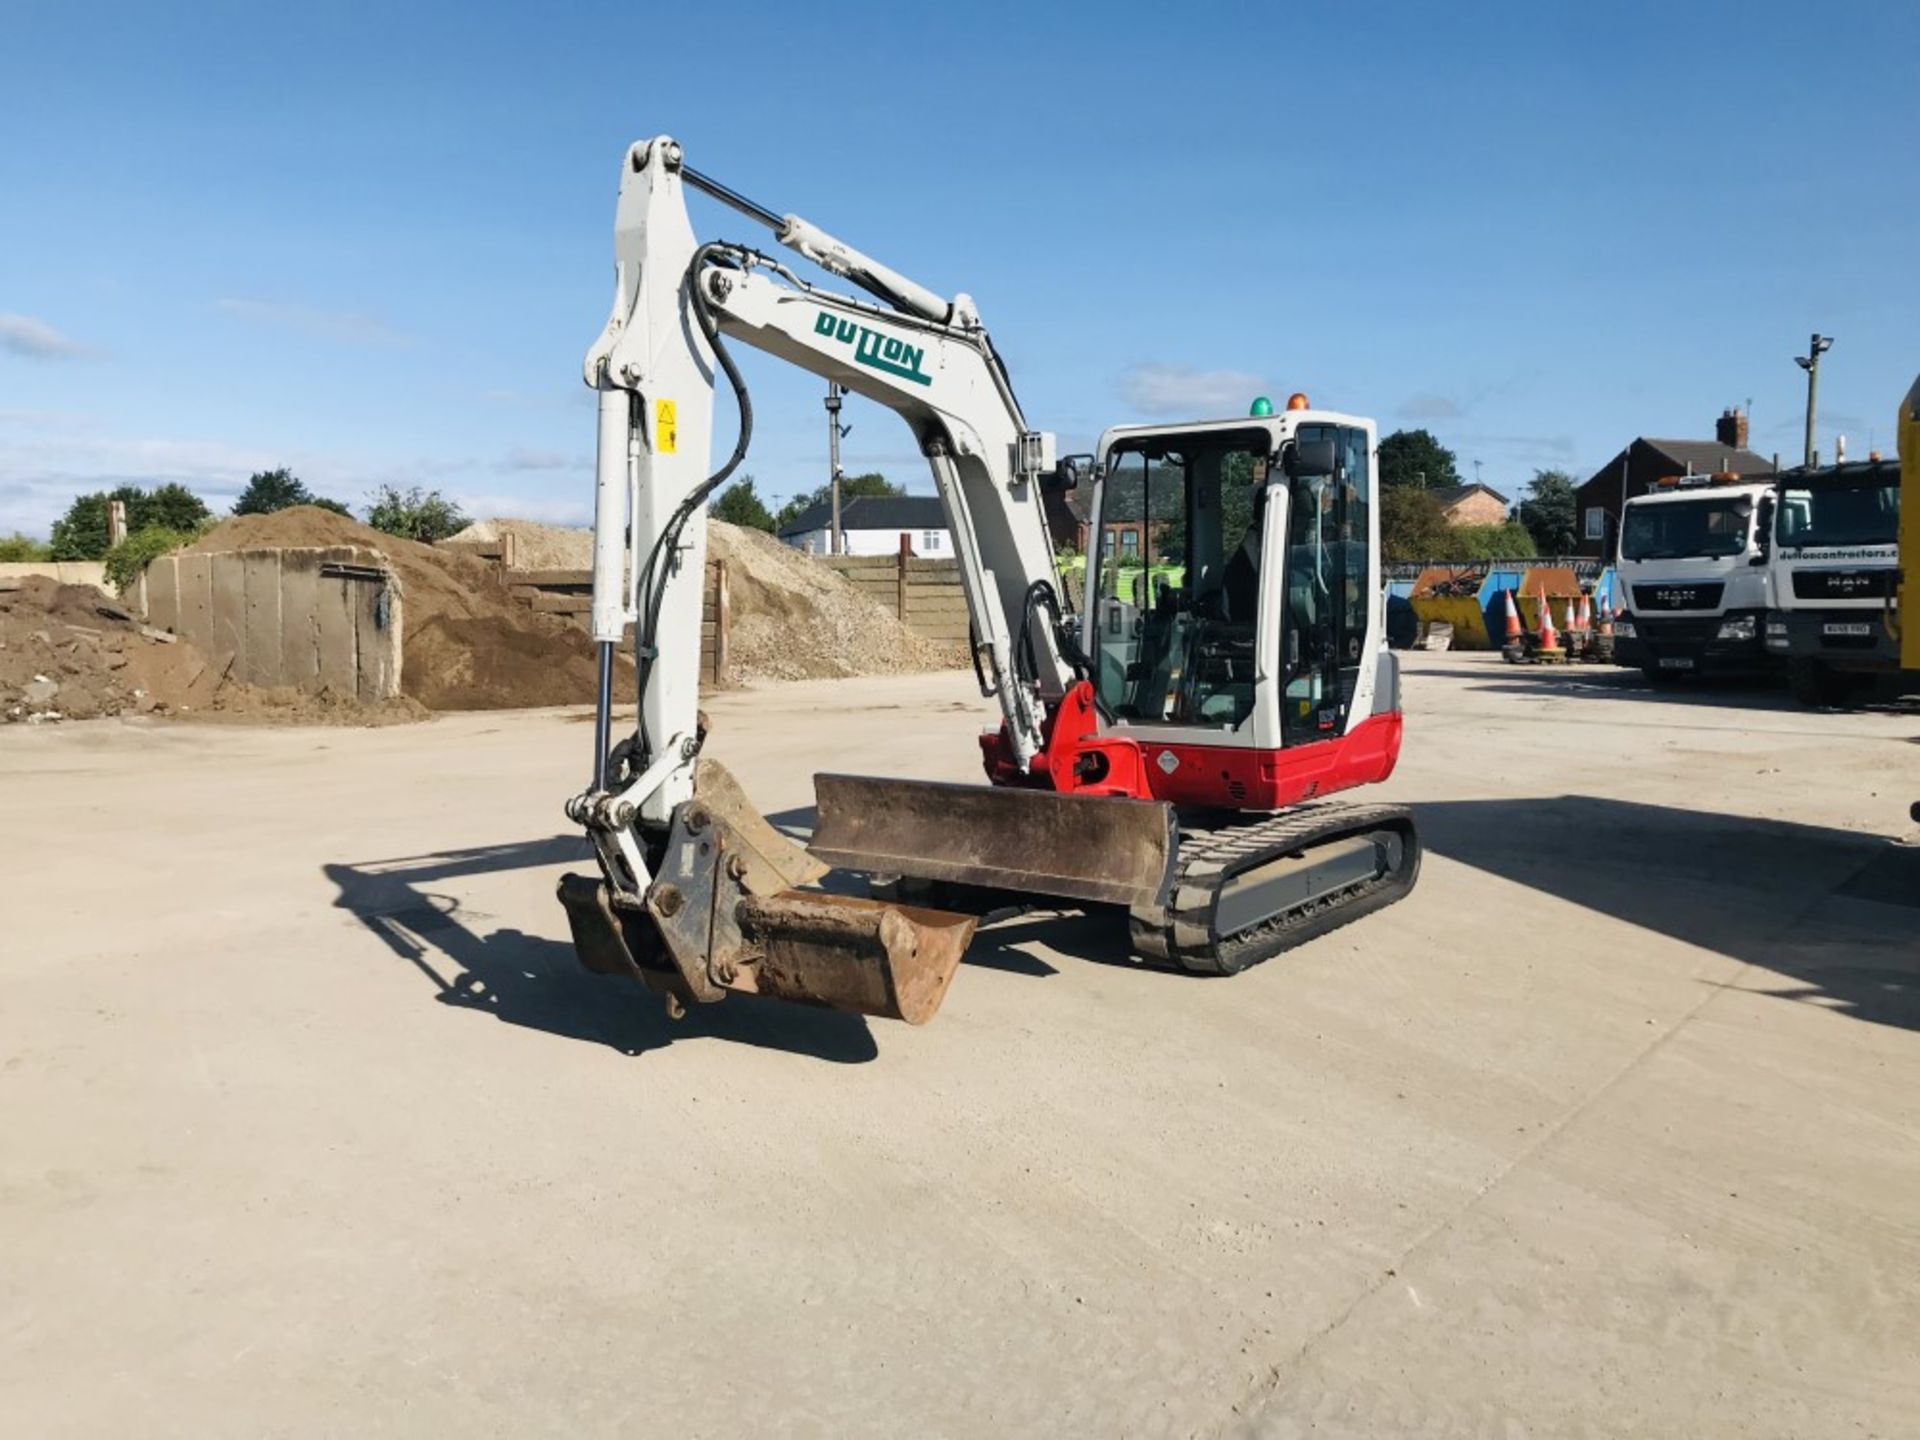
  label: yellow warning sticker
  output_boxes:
[655,398,677,454]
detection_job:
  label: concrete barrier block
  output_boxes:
[352,569,402,701]
[277,549,322,688]
[146,556,181,633]
[0,562,109,589]
[209,552,247,676]
[315,563,358,698]
[241,551,284,687]
[175,553,213,658]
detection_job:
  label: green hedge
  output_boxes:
[102,526,201,594]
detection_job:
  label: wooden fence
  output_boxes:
[819,549,969,643]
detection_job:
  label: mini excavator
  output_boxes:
[558,137,1420,1024]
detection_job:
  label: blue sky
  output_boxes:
[2,0,1913,535]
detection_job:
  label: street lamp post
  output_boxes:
[1794,333,1833,468]
[824,381,846,554]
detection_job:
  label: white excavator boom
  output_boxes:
[557,136,1096,1023]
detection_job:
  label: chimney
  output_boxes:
[1714,407,1749,450]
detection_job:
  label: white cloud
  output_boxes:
[213,298,410,348]
[454,492,592,526]
[0,314,95,360]
[1118,363,1272,418]
[494,446,587,473]
[0,431,272,533]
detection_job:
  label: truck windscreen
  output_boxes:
[1620,496,1751,560]
[1775,480,1898,548]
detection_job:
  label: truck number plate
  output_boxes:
[1657,656,1695,669]
[1822,622,1871,637]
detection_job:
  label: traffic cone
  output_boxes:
[1534,582,1566,663]
[1593,594,1615,663]
[1500,588,1526,663]
[1568,591,1591,659]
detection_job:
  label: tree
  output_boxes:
[1378,429,1461,491]
[144,483,213,532]
[364,485,470,544]
[708,475,776,532]
[232,467,351,517]
[773,471,904,531]
[1445,522,1537,561]
[0,532,51,562]
[50,490,125,560]
[1381,487,1451,563]
[49,484,213,561]
[1516,469,1579,555]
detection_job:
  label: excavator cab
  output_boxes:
[1074,410,1398,811]
[1090,427,1271,728]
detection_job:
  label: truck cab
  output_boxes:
[1764,458,1903,706]
[1612,475,1775,682]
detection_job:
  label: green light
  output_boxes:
[1249,396,1275,417]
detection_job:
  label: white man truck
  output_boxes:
[1764,455,1903,706]
[1612,475,1776,682]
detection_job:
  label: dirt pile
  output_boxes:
[444,518,593,572]
[707,520,963,681]
[0,576,421,725]
[442,513,965,682]
[184,509,628,711]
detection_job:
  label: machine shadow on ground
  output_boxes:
[324,836,880,1063]
[1460,662,1803,712]
[1420,796,1920,1031]
[1461,661,1920,717]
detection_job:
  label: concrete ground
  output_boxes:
[2,653,1916,1438]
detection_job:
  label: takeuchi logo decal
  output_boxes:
[813,311,932,386]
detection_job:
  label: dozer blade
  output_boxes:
[809,773,1177,909]
[732,891,974,1024]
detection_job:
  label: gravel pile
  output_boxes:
[444,519,593,572]
[440,513,964,682]
[706,521,963,681]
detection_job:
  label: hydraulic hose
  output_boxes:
[1018,578,1092,685]
[630,243,754,756]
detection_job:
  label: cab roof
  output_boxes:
[1095,410,1374,460]
[1625,479,1772,507]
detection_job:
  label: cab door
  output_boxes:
[1279,424,1373,745]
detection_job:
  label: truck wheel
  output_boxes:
[1788,660,1862,709]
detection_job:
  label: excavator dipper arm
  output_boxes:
[558,136,1090,1024]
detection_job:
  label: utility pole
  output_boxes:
[1794,333,1832,468]
[824,381,846,555]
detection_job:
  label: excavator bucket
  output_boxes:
[559,759,976,1024]
[809,773,1177,909]
[735,891,974,1024]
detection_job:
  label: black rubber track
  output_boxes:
[1128,801,1421,975]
